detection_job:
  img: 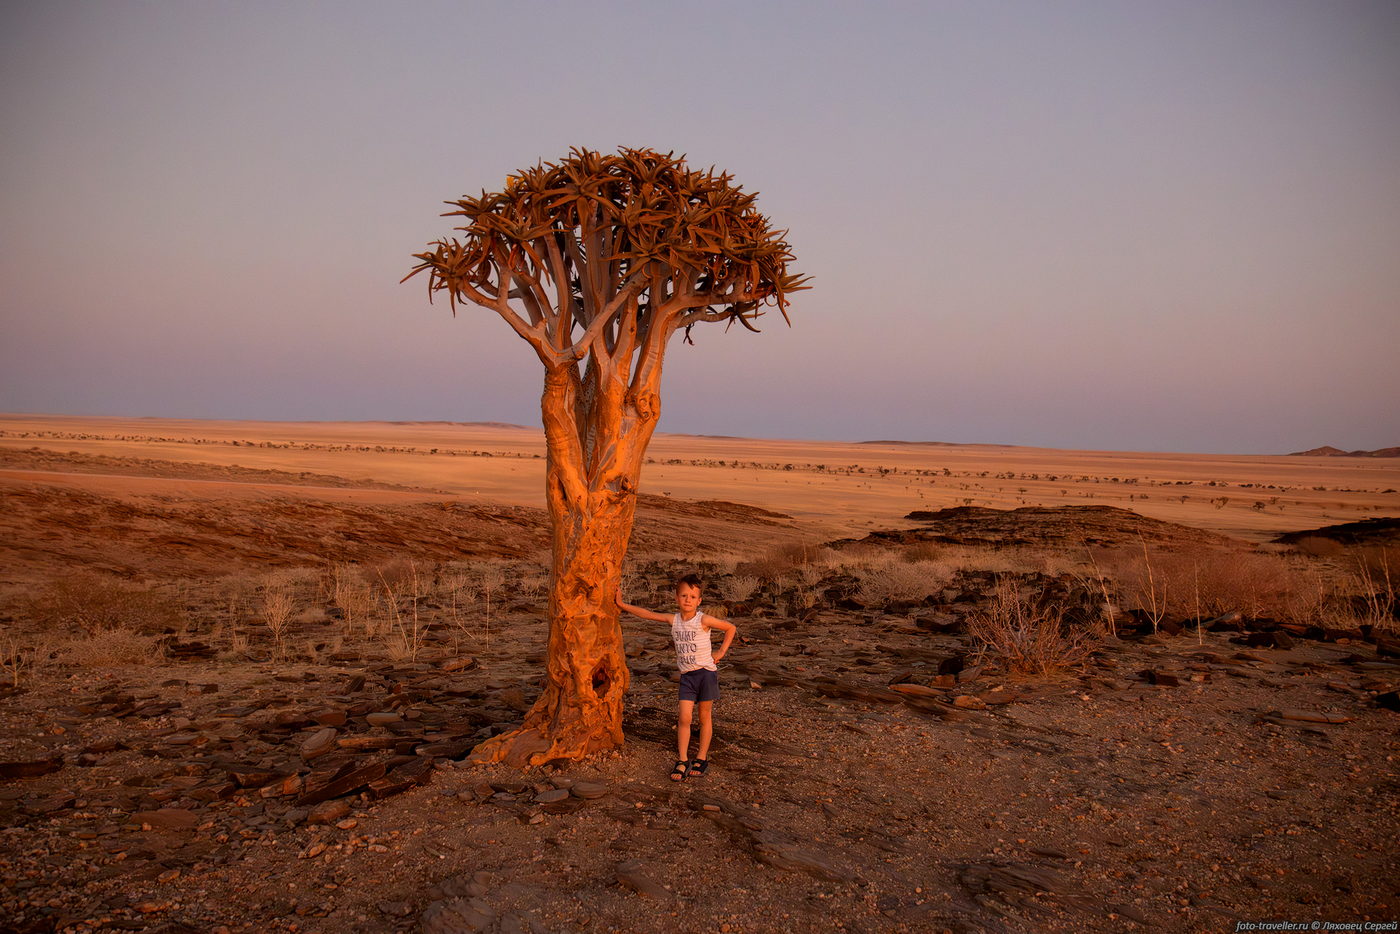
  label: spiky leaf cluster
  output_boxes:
[406,147,807,363]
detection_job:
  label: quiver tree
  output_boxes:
[406,146,807,767]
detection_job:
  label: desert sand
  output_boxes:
[0,413,1397,933]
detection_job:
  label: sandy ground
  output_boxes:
[3,413,1398,545]
[0,414,1397,933]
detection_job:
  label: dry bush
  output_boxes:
[738,543,831,581]
[968,578,1106,677]
[56,629,165,667]
[1196,550,1293,618]
[1101,544,1297,622]
[474,565,507,627]
[899,541,946,563]
[22,574,186,635]
[328,564,374,634]
[1277,563,1331,626]
[0,629,56,685]
[514,567,548,600]
[855,559,954,606]
[257,572,299,658]
[1291,536,1345,558]
[1342,546,1397,631]
[723,574,760,603]
[377,561,428,661]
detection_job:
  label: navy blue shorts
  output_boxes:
[678,668,719,703]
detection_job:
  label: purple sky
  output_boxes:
[3,1,1397,454]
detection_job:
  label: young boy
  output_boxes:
[617,574,736,781]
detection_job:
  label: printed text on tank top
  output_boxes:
[671,610,716,673]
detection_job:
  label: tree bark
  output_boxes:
[467,363,661,767]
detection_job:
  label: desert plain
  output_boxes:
[1,412,1397,934]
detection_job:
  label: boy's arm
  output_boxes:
[616,588,672,624]
[703,616,737,662]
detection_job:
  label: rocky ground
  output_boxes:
[2,556,1398,934]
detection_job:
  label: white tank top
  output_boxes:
[671,611,716,673]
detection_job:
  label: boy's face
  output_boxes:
[675,582,701,616]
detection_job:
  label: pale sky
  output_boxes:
[3,0,1397,454]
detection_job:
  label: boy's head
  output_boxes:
[675,573,703,615]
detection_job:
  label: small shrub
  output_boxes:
[22,574,185,635]
[968,578,1105,677]
[0,630,55,685]
[1291,536,1344,558]
[723,575,760,603]
[1345,546,1397,631]
[257,573,299,658]
[57,629,165,667]
[377,561,428,661]
[855,560,953,606]
[329,564,374,633]
[1102,545,1296,621]
[738,543,828,582]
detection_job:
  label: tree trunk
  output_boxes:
[467,365,659,768]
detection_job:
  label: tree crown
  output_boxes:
[406,147,807,367]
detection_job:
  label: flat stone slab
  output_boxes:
[0,756,64,780]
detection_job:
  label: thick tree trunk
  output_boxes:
[467,365,659,768]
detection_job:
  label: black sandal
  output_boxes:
[688,758,709,778]
[670,759,689,782]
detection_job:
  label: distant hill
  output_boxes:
[1289,445,1400,458]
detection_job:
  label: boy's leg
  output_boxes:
[676,699,695,761]
[695,701,713,760]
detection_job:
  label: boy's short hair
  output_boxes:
[675,573,703,593]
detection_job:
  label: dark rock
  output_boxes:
[258,774,303,798]
[305,798,351,824]
[570,781,608,800]
[367,757,434,800]
[1375,691,1400,713]
[311,709,347,727]
[889,683,941,698]
[433,871,492,901]
[615,859,670,898]
[299,728,337,760]
[229,768,279,788]
[416,740,472,760]
[130,808,198,831]
[937,654,967,675]
[1275,709,1351,724]
[1139,670,1181,687]
[421,897,496,934]
[958,859,1074,907]
[296,760,388,806]
[0,755,64,780]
